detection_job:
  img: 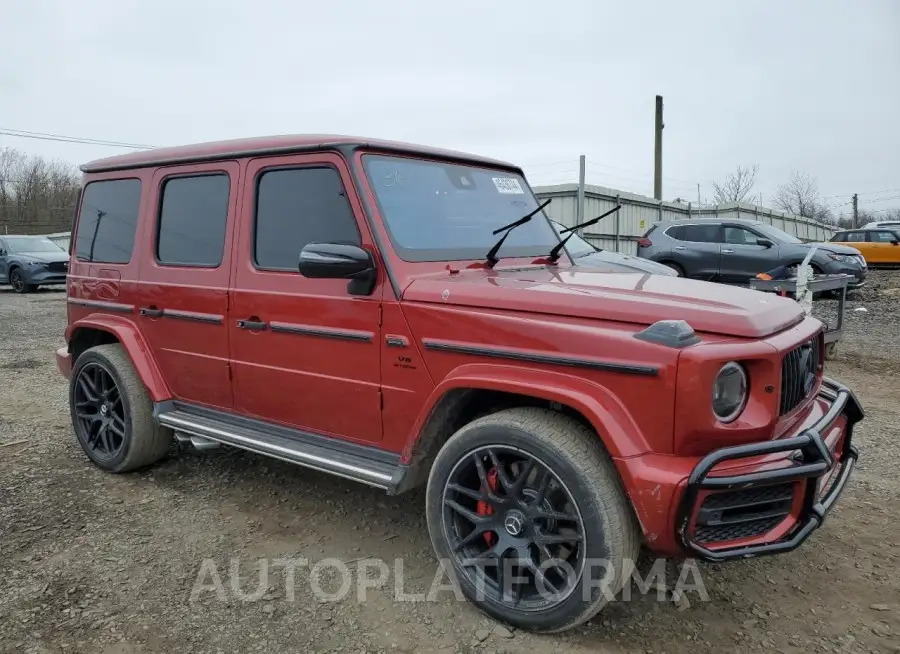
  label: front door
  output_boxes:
[229,153,383,444]
[866,230,900,264]
[720,224,775,282]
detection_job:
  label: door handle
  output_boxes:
[722,249,735,254]
[140,306,164,318]
[237,318,267,331]
[674,246,686,251]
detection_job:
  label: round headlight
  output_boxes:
[712,362,748,423]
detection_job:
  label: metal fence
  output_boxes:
[533,183,835,255]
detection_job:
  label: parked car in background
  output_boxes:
[0,234,70,293]
[548,219,676,276]
[861,220,900,230]
[830,228,900,266]
[45,231,72,251]
[637,218,867,288]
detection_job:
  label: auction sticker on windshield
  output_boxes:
[492,177,524,194]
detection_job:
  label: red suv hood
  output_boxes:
[403,266,804,339]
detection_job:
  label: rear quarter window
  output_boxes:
[75,179,142,263]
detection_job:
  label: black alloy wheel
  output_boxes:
[10,268,27,293]
[441,445,585,611]
[72,361,127,461]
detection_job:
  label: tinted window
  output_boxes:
[724,226,760,245]
[845,231,866,242]
[870,230,898,243]
[361,155,559,262]
[254,167,360,270]
[665,225,685,240]
[157,174,230,267]
[680,224,721,243]
[830,233,845,242]
[75,179,141,263]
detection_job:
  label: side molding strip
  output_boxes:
[163,309,223,325]
[67,298,134,313]
[269,321,373,342]
[422,339,659,376]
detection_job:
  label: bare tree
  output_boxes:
[0,147,80,234]
[772,170,834,224]
[711,164,759,204]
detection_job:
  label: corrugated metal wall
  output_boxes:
[533,184,835,255]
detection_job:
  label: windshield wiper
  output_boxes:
[485,198,552,267]
[548,204,622,262]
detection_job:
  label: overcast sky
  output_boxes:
[1,0,898,216]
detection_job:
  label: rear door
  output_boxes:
[720,224,775,282]
[673,223,723,279]
[842,230,870,263]
[135,162,239,410]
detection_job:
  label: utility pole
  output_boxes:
[852,193,858,228]
[654,95,664,201]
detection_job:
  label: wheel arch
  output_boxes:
[398,363,649,491]
[66,315,170,401]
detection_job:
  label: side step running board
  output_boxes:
[155,404,405,492]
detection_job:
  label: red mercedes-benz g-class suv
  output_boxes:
[57,135,863,632]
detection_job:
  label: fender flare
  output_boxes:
[66,314,170,402]
[404,362,650,460]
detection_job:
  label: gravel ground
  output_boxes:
[0,274,898,654]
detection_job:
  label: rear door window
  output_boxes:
[680,224,722,243]
[75,179,142,263]
[156,174,230,267]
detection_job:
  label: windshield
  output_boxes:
[548,220,598,258]
[361,154,561,262]
[5,237,64,254]
[753,223,802,244]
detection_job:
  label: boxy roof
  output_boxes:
[80,134,517,173]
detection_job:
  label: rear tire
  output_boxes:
[660,261,683,276]
[425,407,640,633]
[69,344,172,473]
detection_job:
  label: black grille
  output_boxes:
[47,261,68,273]
[694,483,794,545]
[779,337,821,416]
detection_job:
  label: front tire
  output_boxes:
[9,268,34,293]
[69,343,173,472]
[425,407,640,633]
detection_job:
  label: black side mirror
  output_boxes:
[298,242,377,296]
[891,240,899,246]
[757,238,774,248]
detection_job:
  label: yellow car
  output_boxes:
[830,228,900,265]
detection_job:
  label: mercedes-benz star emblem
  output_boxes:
[504,513,524,536]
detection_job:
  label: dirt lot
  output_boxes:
[1,274,898,654]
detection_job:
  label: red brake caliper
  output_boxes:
[477,468,499,545]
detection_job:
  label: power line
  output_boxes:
[0,128,154,150]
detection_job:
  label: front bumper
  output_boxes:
[23,265,68,285]
[823,261,867,288]
[676,377,863,562]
